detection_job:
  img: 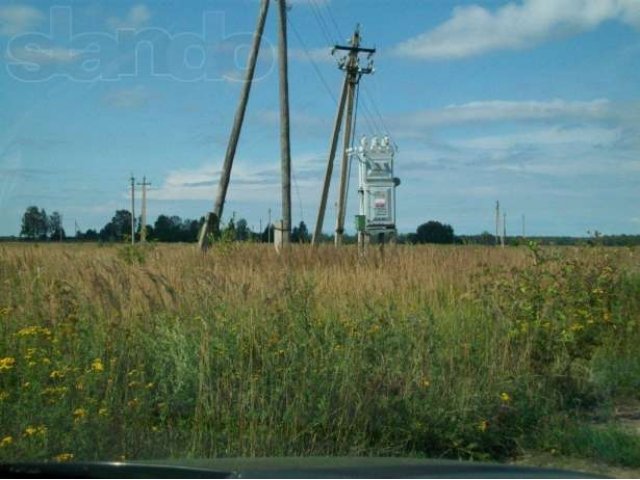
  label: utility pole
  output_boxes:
[522,214,526,239]
[277,0,292,247]
[495,200,500,246]
[334,26,375,247]
[199,0,270,251]
[137,176,151,242]
[502,212,506,247]
[312,25,375,246]
[130,175,136,245]
[312,75,349,245]
[268,208,272,243]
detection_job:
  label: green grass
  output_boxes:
[0,242,638,466]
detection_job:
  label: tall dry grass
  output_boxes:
[0,242,638,462]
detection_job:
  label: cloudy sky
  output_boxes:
[1,0,639,236]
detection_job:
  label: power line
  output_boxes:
[287,16,337,105]
[308,0,335,46]
[319,0,343,40]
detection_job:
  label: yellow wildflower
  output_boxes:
[24,348,37,360]
[421,378,430,388]
[0,391,9,402]
[24,425,46,437]
[53,453,74,462]
[477,420,489,432]
[16,326,39,336]
[91,358,104,373]
[0,357,16,371]
[98,407,108,417]
[73,408,87,420]
[145,382,154,390]
[49,370,65,379]
[0,436,13,447]
[42,358,51,365]
[500,392,511,403]
[127,397,139,408]
[27,361,36,368]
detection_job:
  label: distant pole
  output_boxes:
[201,0,270,251]
[522,214,526,239]
[268,208,272,243]
[495,200,500,246]
[277,0,292,247]
[259,218,262,242]
[137,176,151,242]
[502,212,506,247]
[130,175,136,245]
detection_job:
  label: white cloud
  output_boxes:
[390,99,617,136]
[392,0,640,60]
[290,47,335,63]
[7,46,81,64]
[456,126,621,150]
[0,5,44,36]
[102,86,154,109]
[149,154,324,202]
[106,4,151,30]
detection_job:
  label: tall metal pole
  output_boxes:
[277,0,291,247]
[130,175,135,245]
[200,0,270,251]
[312,75,349,245]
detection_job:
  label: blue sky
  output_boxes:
[1,0,639,237]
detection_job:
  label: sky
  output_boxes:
[1,0,639,237]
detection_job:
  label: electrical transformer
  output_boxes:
[356,135,400,243]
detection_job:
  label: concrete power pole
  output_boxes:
[312,75,349,246]
[130,175,136,245]
[502,212,506,247]
[495,200,500,246]
[276,0,291,247]
[313,25,375,246]
[137,176,151,242]
[199,0,270,251]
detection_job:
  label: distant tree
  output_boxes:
[20,206,48,239]
[100,210,132,241]
[235,218,249,241]
[291,221,309,243]
[150,215,200,242]
[48,211,65,241]
[82,229,99,241]
[415,221,455,244]
[261,224,275,243]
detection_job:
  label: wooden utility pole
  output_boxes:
[199,0,270,251]
[312,25,375,246]
[130,175,136,245]
[137,176,151,242]
[277,0,291,247]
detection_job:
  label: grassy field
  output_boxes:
[0,242,639,470]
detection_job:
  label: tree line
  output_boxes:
[19,206,311,243]
[18,206,640,246]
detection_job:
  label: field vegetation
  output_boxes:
[0,242,639,469]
